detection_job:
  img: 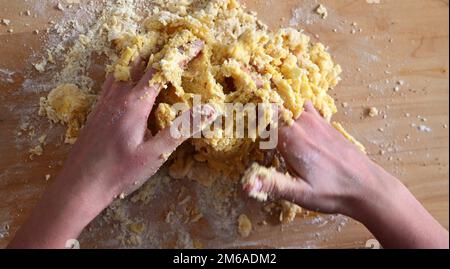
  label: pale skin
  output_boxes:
[8,42,217,249]
[8,54,449,249]
[244,102,449,249]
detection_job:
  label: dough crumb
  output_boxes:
[1,19,10,26]
[193,239,203,249]
[29,145,43,156]
[39,84,96,144]
[56,3,65,11]
[237,214,252,238]
[160,152,172,161]
[279,200,302,224]
[315,4,328,19]
[33,60,47,73]
[368,107,379,117]
[128,222,146,234]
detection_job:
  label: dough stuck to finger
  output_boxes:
[241,163,274,202]
[242,163,303,224]
[241,162,296,202]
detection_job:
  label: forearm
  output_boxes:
[8,172,113,249]
[349,168,449,249]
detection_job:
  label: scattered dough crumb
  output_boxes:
[315,4,328,19]
[33,60,47,73]
[279,200,302,224]
[1,19,10,26]
[237,214,252,238]
[160,152,172,161]
[56,3,65,11]
[368,107,379,117]
[29,145,43,157]
[39,84,96,144]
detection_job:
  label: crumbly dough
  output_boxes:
[37,0,362,226]
[39,84,96,144]
[368,106,379,117]
[315,4,328,19]
[106,0,341,178]
[241,163,303,224]
[241,162,277,202]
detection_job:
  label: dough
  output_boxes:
[237,214,252,238]
[39,84,96,144]
[241,162,276,202]
[36,0,364,227]
[108,0,342,178]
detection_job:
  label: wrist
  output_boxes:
[344,162,404,222]
[8,171,114,248]
[346,171,448,248]
[55,168,117,218]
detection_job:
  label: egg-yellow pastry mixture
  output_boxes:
[109,0,343,177]
[39,0,363,225]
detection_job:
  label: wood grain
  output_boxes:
[0,0,448,248]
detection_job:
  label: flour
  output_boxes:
[418,125,432,133]
[0,68,15,83]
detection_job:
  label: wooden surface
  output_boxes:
[0,0,448,248]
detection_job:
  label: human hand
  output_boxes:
[8,40,217,248]
[62,41,213,206]
[244,101,400,218]
[242,101,449,248]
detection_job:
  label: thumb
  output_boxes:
[143,103,219,158]
[242,163,311,205]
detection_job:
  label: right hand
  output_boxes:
[246,101,449,249]
[246,101,401,218]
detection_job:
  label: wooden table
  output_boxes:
[0,0,448,248]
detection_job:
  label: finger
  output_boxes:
[130,56,146,83]
[100,56,145,101]
[241,65,264,89]
[303,100,315,113]
[128,67,161,122]
[134,67,159,96]
[140,103,218,159]
[178,39,205,68]
[102,73,115,93]
[131,40,205,113]
[301,100,322,119]
[135,40,204,93]
[242,164,312,205]
[98,73,117,101]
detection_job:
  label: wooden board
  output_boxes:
[0,0,448,248]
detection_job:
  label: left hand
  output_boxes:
[8,41,215,248]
